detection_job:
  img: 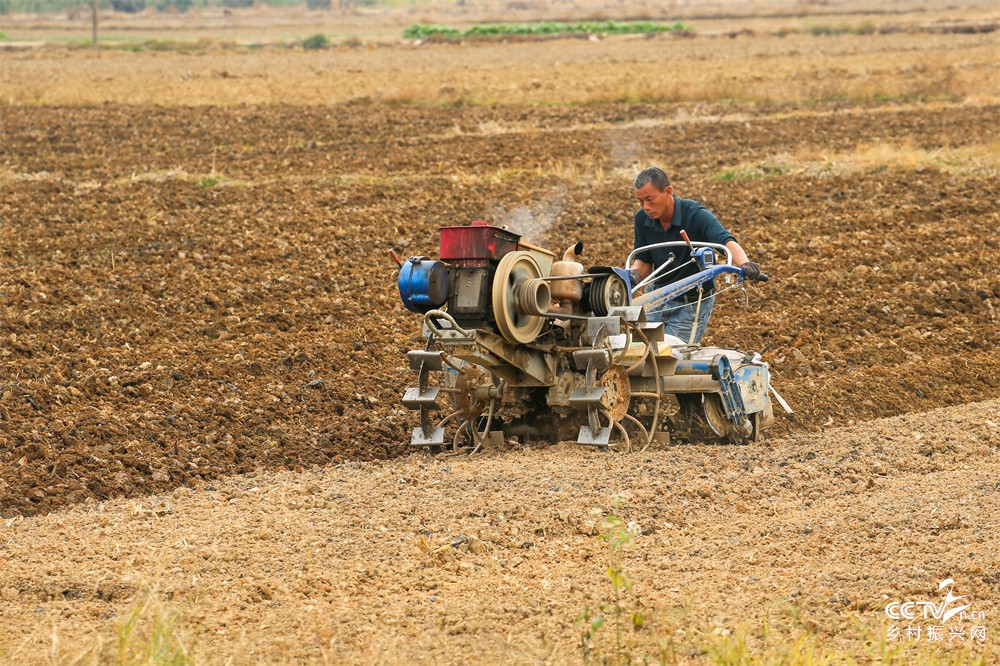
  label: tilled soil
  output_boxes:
[0,400,997,663]
[1,103,999,519]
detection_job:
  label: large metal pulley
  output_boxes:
[492,251,551,343]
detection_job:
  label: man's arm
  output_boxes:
[725,240,762,280]
[631,212,655,283]
[692,209,754,274]
[725,240,749,267]
[630,258,653,281]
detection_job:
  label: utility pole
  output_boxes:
[91,0,98,52]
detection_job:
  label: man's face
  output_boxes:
[635,183,673,221]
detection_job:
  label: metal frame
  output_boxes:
[625,241,734,294]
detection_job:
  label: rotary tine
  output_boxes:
[570,348,612,447]
[403,350,445,447]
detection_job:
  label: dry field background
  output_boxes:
[1,30,998,106]
[2,0,999,106]
[2,0,996,44]
[1,0,999,663]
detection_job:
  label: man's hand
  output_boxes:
[628,269,643,286]
[739,261,762,281]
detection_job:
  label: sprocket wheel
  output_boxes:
[600,365,632,422]
[441,358,504,455]
[454,363,491,421]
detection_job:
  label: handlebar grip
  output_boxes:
[757,273,770,283]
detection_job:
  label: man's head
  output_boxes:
[634,167,673,222]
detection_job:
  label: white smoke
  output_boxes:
[606,132,642,172]
[491,192,566,244]
[604,127,648,174]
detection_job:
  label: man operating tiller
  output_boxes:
[629,166,763,344]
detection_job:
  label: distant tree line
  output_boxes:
[0,0,378,13]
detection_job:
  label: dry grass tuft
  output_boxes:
[716,139,1000,181]
[2,591,193,666]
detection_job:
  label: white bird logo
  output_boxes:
[935,578,973,623]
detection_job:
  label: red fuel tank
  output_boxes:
[439,221,520,262]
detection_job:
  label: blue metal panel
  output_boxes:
[674,360,714,375]
[734,364,771,414]
[609,267,634,305]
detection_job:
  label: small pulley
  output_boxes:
[587,273,629,316]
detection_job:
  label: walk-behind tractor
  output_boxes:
[396,221,791,453]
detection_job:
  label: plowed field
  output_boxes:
[2,102,997,518]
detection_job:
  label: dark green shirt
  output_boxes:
[633,196,736,292]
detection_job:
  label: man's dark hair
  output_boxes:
[634,167,671,191]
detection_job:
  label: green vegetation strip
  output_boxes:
[404,20,691,40]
